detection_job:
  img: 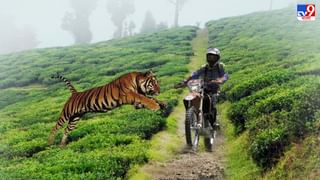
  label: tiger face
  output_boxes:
[140,71,160,96]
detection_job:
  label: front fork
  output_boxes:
[198,92,204,129]
[183,92,204,129]
[201,93,217,135]
[183,94,217,139]
[183,93,203,130]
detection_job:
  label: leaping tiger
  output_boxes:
[48,70,165,146]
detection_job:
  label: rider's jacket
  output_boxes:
[190,62,229,93]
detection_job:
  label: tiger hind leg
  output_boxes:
[134,102,144,109]
[48,117,68,145]
[60,117,80,146]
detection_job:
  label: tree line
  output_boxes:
[0,0,189,54]
[62,0,189,44]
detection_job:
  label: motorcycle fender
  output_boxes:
[184,94,195,101]
[183,95,200,109]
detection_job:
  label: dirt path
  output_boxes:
[143,130,226,180]
[131,29,226,180]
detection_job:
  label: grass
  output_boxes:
[263,135,320,180]
[218,102,260,180]
[188,28,208,71]
[128,104,184,180]
[129,28,208,179]
[2,5,319,179]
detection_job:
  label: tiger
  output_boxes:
[48,70,165,146]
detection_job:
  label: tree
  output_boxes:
[168,0,188,27]
[19,26,39,51]
[128,21,136,36]
[123,21,129,37]
[195,21,201,27]
[140,11,157,34]
[0,14,38,54]
[157,22,168,31]
[269,0,273,10]
[61,0,98,44]
[106,0,135,38]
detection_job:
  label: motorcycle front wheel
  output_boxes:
[185,107,199,150]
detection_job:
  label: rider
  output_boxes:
[177,47,229,125]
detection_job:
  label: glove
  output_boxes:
[174,80,187,89]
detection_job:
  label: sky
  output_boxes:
[0,0,296,52]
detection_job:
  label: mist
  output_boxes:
[0,0,295,54]
[61,0,99,44]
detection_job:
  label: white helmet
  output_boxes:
[206,48,220,67]
[206,48,220,58]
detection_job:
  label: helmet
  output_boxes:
[206,48,220,67]
[206,48,220,57]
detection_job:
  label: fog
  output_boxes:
[0,0,295,54]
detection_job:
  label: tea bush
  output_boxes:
[249,127,289,169]
[207,7,320,169]
[0,26,198,178]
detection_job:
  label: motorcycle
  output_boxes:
[176,79,220,151]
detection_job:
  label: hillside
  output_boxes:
[206,7,320,179]
[0,26,198,179]
[1,6,320,180]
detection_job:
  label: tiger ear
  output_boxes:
[144,69,154,76]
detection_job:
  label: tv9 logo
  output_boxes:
[297,4,316,21]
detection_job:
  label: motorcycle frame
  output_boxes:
[183,82,216,134]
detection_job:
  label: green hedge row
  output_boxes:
[0,26,198,179]
[207,7,320,170]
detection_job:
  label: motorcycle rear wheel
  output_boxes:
[204,113,217,152]
[204,120,213,151]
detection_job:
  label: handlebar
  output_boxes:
[174,80,221,89]
[174,82,186,89]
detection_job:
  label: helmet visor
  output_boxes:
[207,54,219,66]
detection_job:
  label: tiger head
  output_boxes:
[139,70,160,96]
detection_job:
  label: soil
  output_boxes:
[142,113,226,180]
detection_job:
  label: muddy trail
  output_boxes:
[135,29,227,180]
[143,131,226,180]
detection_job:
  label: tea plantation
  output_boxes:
[0,26,197,179]
[1,6,319,179]
[206,6,320,176]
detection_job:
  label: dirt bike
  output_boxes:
[175,79,220,151]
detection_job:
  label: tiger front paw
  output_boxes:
[152,103,161,111]
[158,101,168,110]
